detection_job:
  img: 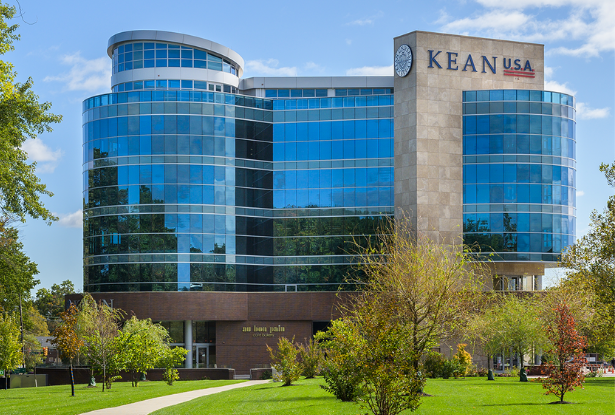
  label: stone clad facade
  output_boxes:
[394,31,544,244]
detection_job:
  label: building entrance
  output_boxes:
[193,344,216,368]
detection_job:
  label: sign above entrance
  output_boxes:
[427,50,535,78]
[242,324,286,338]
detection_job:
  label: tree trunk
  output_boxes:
[70,363,75,397]
[103,365,106,392]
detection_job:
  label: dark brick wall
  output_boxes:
[35,367,235,386]
[217,320,313,374]
[65,292,354,375]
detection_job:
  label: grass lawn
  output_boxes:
[153,376,615,415]
[0,379,242,415]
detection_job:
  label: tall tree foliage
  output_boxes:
[560,162,615,356]
[541,304,587,404]
[0,3,62,223]
[0,218,39,313]
[354,217,485,370]
[35,280,75,320]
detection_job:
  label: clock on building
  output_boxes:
[395,44,413,77]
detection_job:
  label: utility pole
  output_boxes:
[19,292,25,369]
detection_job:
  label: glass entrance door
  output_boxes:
[197,346,208,368]
[193,344,216,368]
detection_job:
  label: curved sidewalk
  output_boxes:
[81,380,270,415]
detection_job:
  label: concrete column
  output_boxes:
[185,320,193,368]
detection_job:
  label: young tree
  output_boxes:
[120,316,171,387]
[354,217,485,371]
[158,346,188,386]
[541,303,587,404]
[466,294,548,372]
[0,314,22,389]
[297,337,323,379]
[79,294,123,392]
[267,336,302,386]
[51,304,83,396]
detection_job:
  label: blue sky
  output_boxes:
[9,0,613,292]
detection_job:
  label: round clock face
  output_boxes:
[395,44,413,77]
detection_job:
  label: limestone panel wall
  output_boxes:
[394,31,544,244]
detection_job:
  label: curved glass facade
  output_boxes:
[112,80,238,93]
[112,42,239,75]
[462,89,576,262]
[82,84,393,292]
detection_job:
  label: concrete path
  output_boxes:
[81,380,270,415]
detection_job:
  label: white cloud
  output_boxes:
[544,66,554,78]
[346,39,352,45]
[576,102,610,120]
[544,80,577,96]
[346,11,384,26]
[576,190,585,197]
[245,59,297,77]
[21,138,63,173]
[304,61,325,73]
[346,65,393,76]
[44,52,110,93]
[57,210,83,228]
[439,0,615,57]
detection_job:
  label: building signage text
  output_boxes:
[427,50,535,78]
[242,325,286,338]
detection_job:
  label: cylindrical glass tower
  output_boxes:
[462,89,576,289]
[83,31,277,292]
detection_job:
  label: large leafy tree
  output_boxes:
[560,162,615,357]
[0,219,38,313]
[35,280,76,319]
[0,2,62,326]
[0,3,62,223]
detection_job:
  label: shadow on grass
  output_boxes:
[256,396,333,403]
[480,403,551,407]
[583,379,615,387]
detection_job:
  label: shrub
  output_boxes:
[442,358,464,379]
[453,344,472,376]
[316,320,363,402]
[259,370,272,380]
[476,367,488,377]
[163,368,179,385]
[105,375,122,389]
[298,337,323,379]
[424,352,447,378]
[267,336,302,386]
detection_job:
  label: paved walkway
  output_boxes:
[81,380,270,415]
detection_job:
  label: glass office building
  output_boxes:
[79,30,577,372]
[83,31,393,293]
